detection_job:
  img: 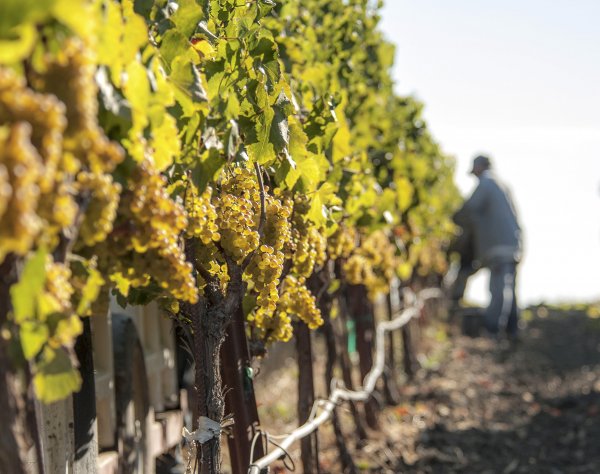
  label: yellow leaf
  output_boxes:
[151,114,180,171]
[34,347,81,403]
[0,24,37,64]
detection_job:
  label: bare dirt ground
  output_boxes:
[253,305,600,473]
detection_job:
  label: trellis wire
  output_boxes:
[247,287,443,473]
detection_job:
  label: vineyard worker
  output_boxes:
[454,155,522,339]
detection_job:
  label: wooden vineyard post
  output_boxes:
[321,315,358,473]
[382,290,401,405]
[294,320,320,473]
[346,284,379,430]
[399,285,418,379]
[336,291,369,443]
[221,307,264,474]
[309,270,357,473]
[73,317,99,473]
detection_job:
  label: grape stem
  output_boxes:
[241,162,266,271]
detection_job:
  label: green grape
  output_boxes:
[283,194,327,278]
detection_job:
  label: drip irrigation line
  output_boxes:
[247,287,443,473]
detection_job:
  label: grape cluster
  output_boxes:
[0,40,125,263]
[0,67,66,194]
[278,275,323,330]
[245,193,293,334]
[33,39,123,172]
[0,67,70,260]
[344,230,398,300]
[285,195,327,278]
[181,179,220,244]
[327,223,357,260]
[76,172,121,246]
[292,226,327,277]
[215,168,261,263]
[0,123,44,261]
[34,39,124,241]
[101,159,198,303]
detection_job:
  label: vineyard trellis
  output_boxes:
[246,287,443,473]
[0,0,460,473]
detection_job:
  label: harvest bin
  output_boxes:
[33,300,186,474]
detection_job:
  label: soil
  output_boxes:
[253,305,600,474]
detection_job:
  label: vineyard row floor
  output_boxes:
[254,305,600,473]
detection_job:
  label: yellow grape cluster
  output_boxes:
[327,223,358,260]
[410,238,448,277]
[286,195,327,278]
[34,39,124,243]
[0,39,125,263]
[0,122,45,260]
[0,70,68,260]
[278,275,323,330]
[102,159,198,303]
[181,179,220,244]
[216,168,261,263]
[44,259,83,349]
[344,230,398,300]
[293,226,327,277]
[245,194,292,336]
[76,172,121,246]
[249,275,324,344]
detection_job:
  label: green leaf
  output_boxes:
[160,29,191,66]
[269,91,291,153]
[170,57,208,114]
[307,192,326,226]
[33,347,82,404]
[170,0,204,37]
[122,60,151,132]
[20,320,49,360]
[192,149,224,192]
[10,249,47,324]
[395,177,414,212]
[246,108,276,165]
[0,0,55,32]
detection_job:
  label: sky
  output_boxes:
[379,0,600,305]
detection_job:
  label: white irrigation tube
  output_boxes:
[247,287,443,474]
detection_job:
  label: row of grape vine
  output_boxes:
[0,0,459,472]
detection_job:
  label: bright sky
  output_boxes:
[380,0,600,305]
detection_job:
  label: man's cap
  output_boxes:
[470,155,491,174]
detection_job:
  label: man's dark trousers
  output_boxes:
[484,261,518,336]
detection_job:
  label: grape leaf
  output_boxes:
[10,249,47,324]
[33,347,82,404]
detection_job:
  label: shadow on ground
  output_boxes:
[391,308,600,474]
